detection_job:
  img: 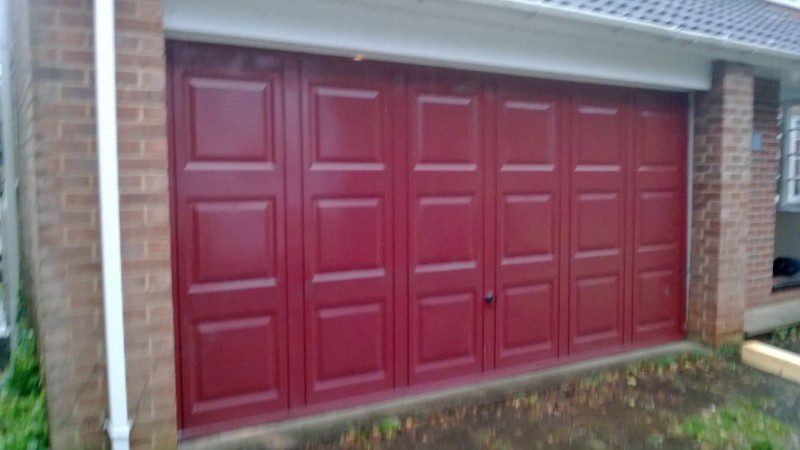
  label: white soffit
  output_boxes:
[163,0,715,90]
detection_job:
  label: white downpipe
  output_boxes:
[685,93,695,331]
[0,0,20,346]
[93,1,130,449]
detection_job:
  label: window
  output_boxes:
[780,109,800,208]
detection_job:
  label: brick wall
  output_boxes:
[747,78,781,308]
[688,61,753,346]
[8,0,176,448]
[115,0,177,447]
[12,0,108,446]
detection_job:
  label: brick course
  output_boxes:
[9,0,176,448]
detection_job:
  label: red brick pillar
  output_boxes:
[9,0,177,447]
[688,61,753,346]
[116,0,178,448]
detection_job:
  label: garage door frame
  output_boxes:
[167,40,687,438]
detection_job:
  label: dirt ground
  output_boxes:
[296,349,800,450]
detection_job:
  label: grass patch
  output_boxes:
[0,310,48,449]
[676,403,790,450]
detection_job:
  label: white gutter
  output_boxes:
[461,0,800,62]
[0,0,20,346]
[92,1,130,449]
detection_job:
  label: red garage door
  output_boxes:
[169,42,686,436]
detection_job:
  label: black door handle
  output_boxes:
[484,291,495,304]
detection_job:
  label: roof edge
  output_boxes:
[459,0,800,61]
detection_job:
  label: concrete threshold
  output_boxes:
[180,341,704,450]
[742,340,800,384]
[745,296,800,337]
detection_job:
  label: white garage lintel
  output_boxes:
[163,0,717,91]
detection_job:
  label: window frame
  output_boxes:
[779,104,800,210]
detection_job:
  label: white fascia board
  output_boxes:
[163,0,711,91]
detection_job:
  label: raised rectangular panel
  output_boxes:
[189,78,273,162]
[196,316,278,403]
[638,191,679,247]
[314,198,385,275]
[574,105,622,166]
[635,270,677,330]
[575,275,621,341]
[575,193,620,253]
[414,94,479,166]
[416,196,475,267]
[313,86,384,164]
[502,194,554,261]
[193,200,275,284]
[315,302,385,382]
[498,100,556,168]
[417,292,477,365]
[502,283,554,352]
[638,110,683,167]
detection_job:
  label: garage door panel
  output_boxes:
[302,62,396,403]
[637,191,680,248]
[312,86,386,165]
[414,291,481,373]
[572,274,624,345]
[494,85,561,368]
[172,53,291,429]
[188,77,275,163]
[192,316,281,406]
[498,282,558,361]
[574,192,623,254]
[409,76,485,383]
[497,98,557,168]
[568,89,627,354]
[632,92,686,342]
[501,194,555,259]
[413,93,480,167]
[190,200,276,284]
[309,299,390,393]
[310,197,386,275]
[415,195,478,268]
[633,269,680,335]
[573,107,624,166]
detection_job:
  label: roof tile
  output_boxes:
[540,0,800,54]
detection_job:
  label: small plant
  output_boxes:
[377,416,401,438]
[715,342,742,359]
[771,326,799,344]
[0,291,49,449]
[340,416,403,447]
[0,321,48,449]
[676,403,790,450]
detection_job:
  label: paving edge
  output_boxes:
[180,341,706,450]
[742,340,800,384]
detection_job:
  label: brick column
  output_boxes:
[688,61,753,346]
[9,0,177,447]
[747,78,780,307]
[116,0,178,448]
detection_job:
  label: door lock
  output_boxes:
[484,291,495,304]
